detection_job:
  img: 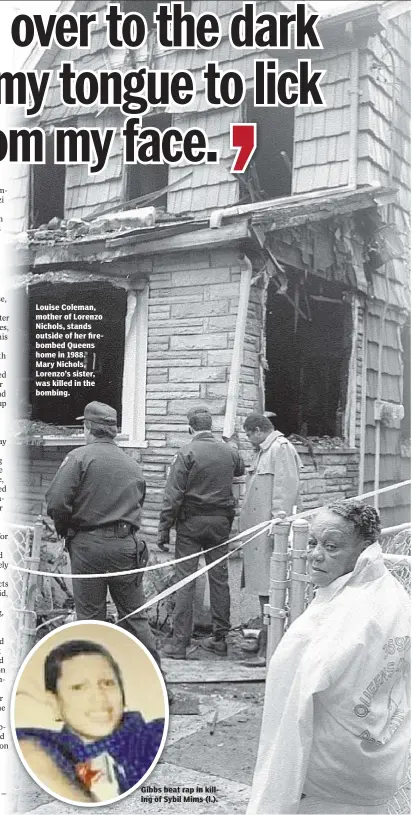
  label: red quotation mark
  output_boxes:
[230,123,257,173]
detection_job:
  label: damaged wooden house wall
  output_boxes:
[9,1,411,535]
[360,10,411,525]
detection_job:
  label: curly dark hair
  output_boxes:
[327,500,381,543]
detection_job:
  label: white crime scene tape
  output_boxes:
[10,517,275,579]
[116,478,412,622]
[9,479,411,587]
[117,522,269,623]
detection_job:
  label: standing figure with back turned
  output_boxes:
[157,406,245,659]
[46,401,160,665]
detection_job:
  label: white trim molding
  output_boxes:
[121,283,149,445]
[344,294,361,450]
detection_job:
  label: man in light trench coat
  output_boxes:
[240,412,301,665]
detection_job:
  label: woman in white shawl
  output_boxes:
[247,501,410,815]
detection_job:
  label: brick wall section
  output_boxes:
[296,446,358,511]
[139,247,243,536]
[231,445,358,533]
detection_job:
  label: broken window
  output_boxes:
[241,90,294,202]
[125,112,171,209]
[265,276,352,438]
[28,283,126,426]
[30,134,66,228]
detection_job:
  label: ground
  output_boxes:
[14,545,266,815]
[12,612,411,814]
[11,640,412,815]
[14,673,265,814]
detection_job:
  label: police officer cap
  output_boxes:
[76,401,117,425]
[187,406,212,423]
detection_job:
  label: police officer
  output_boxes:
[157,406,245,659]
[46,401,159,665]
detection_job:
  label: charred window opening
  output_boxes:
[242,91,294,202]
[31,134,65,228]
[125,112,171,209]
[401,322,410,439]
[265,276,352,438]
[28,283,126,426]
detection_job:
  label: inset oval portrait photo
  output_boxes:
[11,620,168,806]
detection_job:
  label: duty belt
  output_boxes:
[180,503,235,519]
[77,522,138,538]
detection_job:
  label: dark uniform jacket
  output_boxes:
[46,438,146,537]
[158,431,245,534]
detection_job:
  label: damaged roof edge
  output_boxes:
[18,218,251,270]
[209,185,399,229]
[16,185,399,270]
[10,268,147,291]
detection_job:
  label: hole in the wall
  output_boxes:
[27,283,127,426]
[264,275,352,438]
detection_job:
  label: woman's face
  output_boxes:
[306,508,368,587]
[54,654,124,742]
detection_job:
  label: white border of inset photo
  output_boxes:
[10,620,169,807]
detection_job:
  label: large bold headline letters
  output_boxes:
[1,3,326,174]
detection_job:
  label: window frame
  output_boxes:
[25,283,148,448]
[29,131,67,228]
[121,282,149,447]
[123,111,172,210]
[242,88,295,203]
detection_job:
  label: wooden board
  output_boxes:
[162,657,266,684]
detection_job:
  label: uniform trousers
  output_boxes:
[69,531,160,665]
[172,514,231,646]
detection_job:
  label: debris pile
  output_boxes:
[18,206,188,245]
[289,434,347,450]
[13,418,84,443]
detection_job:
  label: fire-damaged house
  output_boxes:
[10,0,410,535]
